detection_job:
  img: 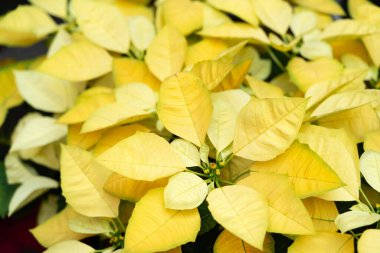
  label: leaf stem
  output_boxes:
[266,46,286,72]
[232,170,251,183]
[187,170,208,177]
[348,230,359,240]
[359,188,375,212]
[113,217,126,232]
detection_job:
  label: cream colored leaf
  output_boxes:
[250,141,344,198]
[364,129,380,152]
[198,23,269,44]
[245,75,283,98]
[38,41,112,82]
[335,211,380,233]
[303,198,339,232]
[157,72,212,147]
[164,172,207,210]
[115,83,157,110]
[238,172,314,235]
[321,19,380,41]
[253,0,292,35]
[44,240,94,253]
[68,216,113,235]
[170,139,200,167]
[290,0,345,15]
[124,188,200,253]
[358,229,380,253]
[30,0,67,19]
[290,11,317,36]
[60,145,120,217]
[201,3,232,29]
[96,132,185,181]
[300,41,333,60]
[129,15,155,51]
[104,173,168,202]
[9,176,58,216]
[191,60,233,90]
[288,232,354,253]
[31,143,60,170]
[5,153,36,184]
[145,25,187,81]
[206,0,258,26]
[211,89,251,115]
[30,206,90,248]
[249,58,272,80]
[233,97,307,161]
[207,185,268,250]
[360,151,380,193]
[0,5,57,46]
[37,194,58,225]
[71,0,129,53]
[10,114,67,152]
[47,28,72,57]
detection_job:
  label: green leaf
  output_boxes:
[0,162,17,218]
[198,202,217,235]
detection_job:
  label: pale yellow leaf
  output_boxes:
[71,0,130,53]
[96,132,185,181]
[162,0,203,35]
[68,216,112,235]
[269,33,300,52]
[201,3,232,28]
[335,211,380,233]
[300,41,333,60]
[114,0,153,21]
[191,60,233,90]
[290,11,317,36]
[303,197,339,232]
[30,0,67,18]
[30,206,90,248]
[250,141,344,198]
[185,38,227,66]
[321,19,380,41]
[363,34,380,67]
[47,28,73,57]
[10,114,67,152]
[60,145,120,217]
[288,232,354,253]
[253,0,292,35]
[67,124,103,150]
[129,15,155,51]
[31,143,60,170]
[145,25,187,81]
[290,0,345,15]
[364,129,380,152]
[115,83,157,110]
[245,75,283,98]
[113,58,160,91]
[206,0,258,26]
[37,194,58,225]
[0,5,57,46]
[104,173,168,202]
[58,86,115,124]
[207,185,268,250]
[360,151,380,193]
[211,89,251,115]
[233,97,307,161]
[249,58,272,80]
[238,172,314,235]
[5,153,36,184]
[38,41,112,82]
[215,59,252,92]
[170,139,200,167]
[124,188,200,253]
[157,72,212,147]
[44,240,94,253]
[330,39,372,65]
[358,229,380,253]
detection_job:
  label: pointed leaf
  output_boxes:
[364,129,380,152]
[170,139,200,167]
[29,0,67,18]
[191,60,233,90]
[303,197,339,232]
[68,216,113,235]
[115,83,157,110]
[358,229,380,253]
[335,211,380,233]
[360,151,380,193]
[290,0,344,15]
[44,240,94,253]
[129,15,155,51]
[290,11,317,36]
[185,38,228,66]
[321,20,380,41]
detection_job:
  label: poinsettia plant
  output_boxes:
[1,0,380,252]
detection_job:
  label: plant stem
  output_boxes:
[232,170,251,183]
[359,188,375,212]
[266,46,286,72]
[349,230,359,240]
[113,217,126,232]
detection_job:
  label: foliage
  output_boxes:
[0,0,380,252]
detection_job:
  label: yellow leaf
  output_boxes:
[60,145,120,217]
[233,97,307,161]
[162,0,203,35]
[124,188,200,253]
[317,104,380,143]
[290,0,345,15]
[201,3,232,28]
[96,132,185,181]
[207,185,268,250]
[30,143,60,170]
[0,66,23,109]
[67,124,103,150]
[30,206,90,248]
[358,229,380,253]
[71,0,130,53]
[321,19,380,41]
[206,0,258,26]
[214,230,274,253]
[164,172,207,210]
[364,129,380,152]
[38,41,112,82]
[253,0,293,35]
[290,11,317,36]
[330,40,372,65]
[303,197,339,232]
[287,57,343,93]
[185,38,227,66]
[288,232,354,253]
[245,75,283,98]
[10,114,67,152]
[104,173,168,202]
[250,141,344,198]
[300,41,333,60]
[81,102,152,133]
[215,59,252,91]
[44,240,94,253]
[115,83,157,110]
[170,139,200,167]
[211,89,251,115]
[92,124,149,156]
[363,34,380,67]
[360,151,380,193]
[113,58,160,91]
[129,15,155,51]
[0,105,6,128]
[0,5,57,46]
[58,86,115,124]
[198,23,269,44]
[335,210,380,233]
[269,33,300,52]
[47,28,73,57]
[270,73,300,97]
[145,25,187,81]
[114,0,153,21]
[298,125,360,201]
[191,60,233,90]
[157,72,212,147]
[238,172,314,235]
[30,0,67,19]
